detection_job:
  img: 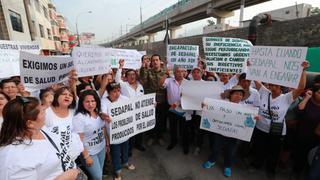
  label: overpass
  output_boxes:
[103,0,270,47]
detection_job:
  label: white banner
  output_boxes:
[72,47,111,77]
[107,48,142,69]
[138,51,147,56]
[246,46,307,88]
[0,40,40,78]
[203,37,252,73]
[200,98,259,142]
[167,44,199,70]
[19,51,74,91]
[181,80,223,110]
[109,94,156,144]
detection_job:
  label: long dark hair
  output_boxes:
[51,86,76,109]
[0,97,40,146]
[0,92,10,102]
[76,90,101,116]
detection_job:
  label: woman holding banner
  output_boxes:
[73,90,106,180]
[250,61,309,178]
[202,85,253,177]
[0,96,79,179]
[101,82,135,180]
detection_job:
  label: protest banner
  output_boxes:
[109,93,156,144]
[200,98,259,142]
[306,47,320,73]
[107,48,142,69]
[0,40,40,78]
[203,37,252,74]
[246,46,307,88]
[19,51,74,91]
[72,47,111,77]
[138,51,147,56]
[167,44,199,70]
[181,81,223,110]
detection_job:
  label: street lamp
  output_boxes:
[75,10,92,47]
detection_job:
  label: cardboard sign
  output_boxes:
[72,47,111,77]
[200,98,259,142]
[203,37,252,73]
[19,51,74,91]
[181,80,223,110]
[109,94,156,144]
[167,44,199,70]
[0,40,40,78]
[246,46,307,88]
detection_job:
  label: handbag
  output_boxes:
[267,93,284,136]
[41,130,88,180]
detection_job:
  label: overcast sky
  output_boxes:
[52,0,320,43]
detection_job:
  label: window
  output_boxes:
[47,28,52,40]
[39,24,45,38]
[9,10,23,32]
[35,0,40,12]
[43,6,48,19]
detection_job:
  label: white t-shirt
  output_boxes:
[73,113,106,155]
[0,131,63,180]
[242,87,260,107]
[101,95,129,144]
[0,116,3,129]
[44,107,77,170]
[115,68,144,98]
[255,86,293,135]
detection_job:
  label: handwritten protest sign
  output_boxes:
[203,37,252,73]
[200,98,259,142]
[246,46,307,88]
[107,48,142,69]
[109,94,156,144]
[20,51,74,91]
[138,51,147,56]
[167,44,199,70]
[0,40,40,78]
[72,47,111,77]
[181,81,223,110]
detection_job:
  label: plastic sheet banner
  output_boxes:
[0,40,40,78]
[167,44,199,70]
[246,46,307,88]
[203,37,252,74]
[72,47,111,77]
[19,51,74,91]
[181,80,223,110]
[306,47,320,73]
[200,98,259,142]
[109,93,156,144]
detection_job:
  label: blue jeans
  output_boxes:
[309,146,320,180]
[85,147,106,180]
[110,140,129,173]
[208,134,238,167]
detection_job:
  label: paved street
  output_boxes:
[103,135,291,180]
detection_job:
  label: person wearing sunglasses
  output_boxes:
[0,97,79,179]
[101,82,135,180]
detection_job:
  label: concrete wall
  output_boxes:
[1,0,32,41]
[120,15,320,59]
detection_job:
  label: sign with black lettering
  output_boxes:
[246,46,307,88]
[0,40,40,78]
[109,93,156,144]
[72,47,111,77]
[203,37,252,74]
[19,51,74,91]
[167,44,199,70]
[201,98,259,142]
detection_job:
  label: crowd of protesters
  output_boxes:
[0,53,319,180]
